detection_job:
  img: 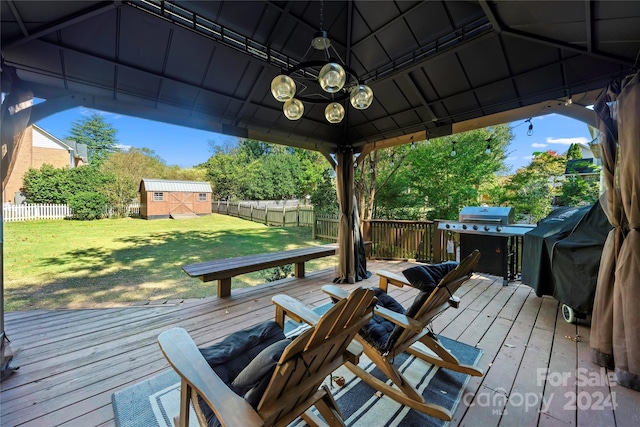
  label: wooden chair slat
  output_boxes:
[158,287,375,426]
[320,250,483,420]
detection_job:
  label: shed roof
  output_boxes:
[140,179,212,193]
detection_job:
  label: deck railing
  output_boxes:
[366,219,436,262]
[315,217,442,262]
[207,206,526,275]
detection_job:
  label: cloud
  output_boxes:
[531,142,547,148]
[546,136,590,145]
[116,144,132,151]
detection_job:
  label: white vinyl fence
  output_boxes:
[2,203,72,222]
[2,202,141,222]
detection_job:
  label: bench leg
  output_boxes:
[294,262,305,278]
[217,278,232,298]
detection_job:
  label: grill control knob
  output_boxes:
[496,226,502,232]
[473,225,478,230]
[462,224,467,229]
[484,225,490,231]
[445,224,450,229]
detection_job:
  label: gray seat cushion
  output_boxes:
[197,320,287,427]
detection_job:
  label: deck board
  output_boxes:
[1,260,636,427]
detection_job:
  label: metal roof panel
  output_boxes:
[140,179,212,193]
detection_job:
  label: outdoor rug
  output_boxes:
[112,303,482,427]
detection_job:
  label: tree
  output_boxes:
[368,125,512,220]
[201,149,256,200]
[99,148,168,217]
[310,170,338,215]
[67,112,118,165]
[503,150,565,222]
[67,192,107,220]
[560,176,600,206]
[22,164,108,204]
[566,143,583,160]
[201,139,330,201]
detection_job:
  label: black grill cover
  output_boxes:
[521,201,612,314]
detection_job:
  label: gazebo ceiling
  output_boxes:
[2,0,639,154]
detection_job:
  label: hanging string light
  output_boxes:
[526,118,534,136]
[564,88,573,106]
[485,135,494,155]
[450,141,457,157]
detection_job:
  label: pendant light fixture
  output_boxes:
[269,3,373,124]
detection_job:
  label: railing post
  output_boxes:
[433,220,443,262]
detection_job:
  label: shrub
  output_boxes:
[68,192,107,220]
[262,264,293,282]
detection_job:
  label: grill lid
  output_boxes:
[459,206,515,225]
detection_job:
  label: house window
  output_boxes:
[153,192,164,201]
[199,193,207,201]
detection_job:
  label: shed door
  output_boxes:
[169,192,195,214]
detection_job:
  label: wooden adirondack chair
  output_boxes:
[322,250,483,421]
[157,287,376,427]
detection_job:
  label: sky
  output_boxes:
[34,106,594,174]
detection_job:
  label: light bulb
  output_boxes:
[350,84,373,109]
[325,102,345,123]
[271,75,296,102]
[485,144,491,155]
[319,63,346,93]
[450,149,456,157]
[283,98,304,120]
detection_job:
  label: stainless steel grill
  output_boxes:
[438,206,536,285]
[438,206,534,237]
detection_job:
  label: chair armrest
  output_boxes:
[374,306,423,331]
[272,294,321,328]
[157,328,264,427]
[321,284,350,301]
[324,284,422,331]
[375,270,409,292]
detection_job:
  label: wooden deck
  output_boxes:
[2,259,638,427]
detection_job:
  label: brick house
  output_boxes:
[2,125,88,204]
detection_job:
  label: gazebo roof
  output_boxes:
[2,0,639,154]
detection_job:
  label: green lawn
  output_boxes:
[3,214,336,311]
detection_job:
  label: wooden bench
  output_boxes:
[182,244,338,297]
[375,269,411,292]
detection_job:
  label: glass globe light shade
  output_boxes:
[450,149,457,157]
[318,63,346,93]
[271,74,296,102]
[283,98,304,120]
[325,102,345,123]
[350,84,373,109]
